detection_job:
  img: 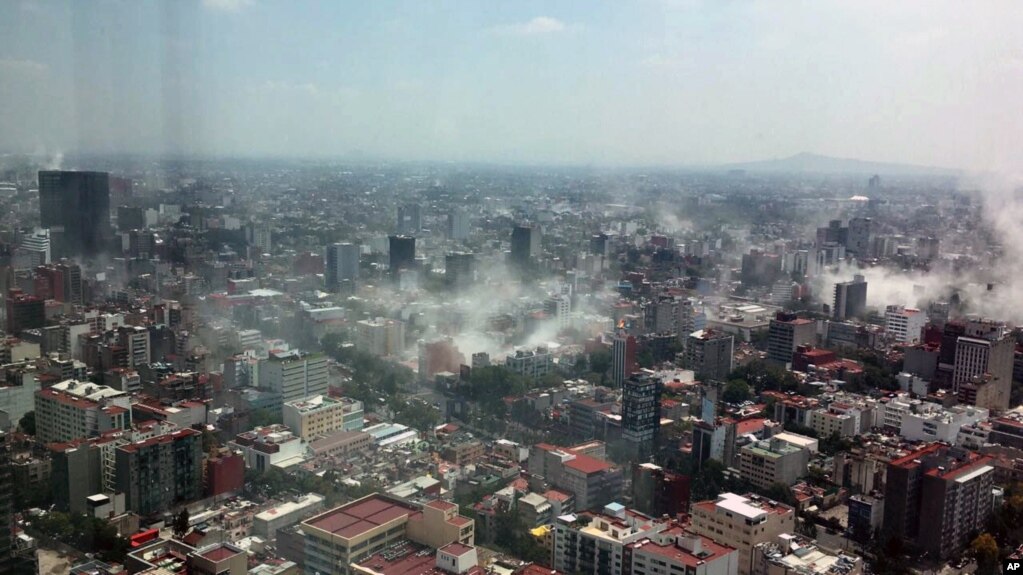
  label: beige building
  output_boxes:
[301,494,474,575]
[738,437,810,490]
[355,318,406,357]
[690,493,796,575]
[282,395,363,440]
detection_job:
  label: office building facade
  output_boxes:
[38,170,112,259]
[325,242,360,292]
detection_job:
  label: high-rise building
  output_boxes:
[833,275,867,320]
[884,305,926,344]
[114,428,203,516]
[631,462,691,518]
[259,350,329,403]
[766,312,816,367]
[738,437,810,490]
[13,228,50,270]
[355,317,406,357]
[916,236,940,261]
[283,395,364,440]
[621,373,663,459]
[882,444,994,559]
[325,242,360,292]
[38,170,112,259]
[689,493,796,575]
[510,224,540,268]
[589,233,609,258]
[847,217,872,256]
[611,333,637,388]
[544,293,571,331]
[33,261,83,305]
[34,380,131,443]
[0,432,11,575]
[445,252,476,290]
[397,203,422,234]
[685,329,735,381]
[951,321,1014,411]
[447,209,470,241]
[677,297,705,342]
[529,443,624,510]
[116,205,145,232]
[117,326,150,368]
[4,289,45,335]
[246,221,273,254]
[815,219,847,247]
[504,347,553,381]
[388,235,416,277]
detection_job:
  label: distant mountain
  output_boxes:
[719,152,960,177]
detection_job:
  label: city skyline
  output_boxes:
[1,1,1022,172]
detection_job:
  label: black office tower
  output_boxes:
[510,224,540,268]
[388,235,416,277]
[0,432,11,575]
[39,170,112,259]
[622,373,663,460]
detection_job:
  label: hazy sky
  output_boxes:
[2,1,1022,169]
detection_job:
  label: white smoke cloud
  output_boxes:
[810,170,1023,324]
[45,151,64,170]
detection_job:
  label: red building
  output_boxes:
[5,289,45,334]
[206,451,245,496]
[791,345,836,372]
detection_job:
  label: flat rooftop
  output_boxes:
[303,494,419,540]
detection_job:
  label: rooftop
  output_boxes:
[631,533,734,568]
[196,543,244,562]
[696,493,794,520]
[303,494,420,540]
[353,541,484,575]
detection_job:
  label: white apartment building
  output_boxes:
[355,317,406,357]
[259,350,329,403]
[35,380,131,443]
[884,305,926,344]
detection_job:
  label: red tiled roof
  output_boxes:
[304,495,418,539]
[199,545,241,562]
[440,542,474,556]
[425,499,457,511]
[735,418,767,436]
[563,454,610,474]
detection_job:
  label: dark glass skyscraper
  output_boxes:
[38,170,111,259]
[0,431,12,575]
[622,372,663,460]
[388,235,416,277]
[510,224,540,268]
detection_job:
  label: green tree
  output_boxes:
[173,508,190,538]
[493,508,549,564]
[820,431,852,456]
[393,399,441,432]
[971,532,999,575]
[18,411,35,435]
[589,350,612,379]
[249,408,281,428]
[722,379,751,404]
[762,482,797,507]
[796,517,818,539]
